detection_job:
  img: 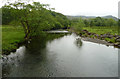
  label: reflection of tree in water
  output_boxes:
[75,37,83,48]
[23,33,66,64]
[25,33,66,53]
[2,33,67,77]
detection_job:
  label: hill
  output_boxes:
[66,15,118,21]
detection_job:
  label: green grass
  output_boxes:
[83,26,118,35]
[2,25,25,54]
[104,37,116,43]
[81,26,119,44]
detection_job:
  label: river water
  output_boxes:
[2,33,118,77]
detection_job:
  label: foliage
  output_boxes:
[70,17,118,27]
[1,1,70,39]
[72,18,84,33]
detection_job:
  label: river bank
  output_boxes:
[2,25,120,55]
[2,26,68,55]
[69,26,120,48]
[78,29,120,48]
[81,37,114,46]
[2,25,25,55]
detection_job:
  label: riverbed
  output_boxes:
[2,32,118,77]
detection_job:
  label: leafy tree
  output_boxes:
[2,2,60,39]
[73,18,85,33]
[1,1,71,39]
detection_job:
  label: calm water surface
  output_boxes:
[2,33,118,77]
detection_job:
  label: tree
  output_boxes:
[89,19,95,27]
[73,18,85,33]
[2,1,71,39]
[5,2,53,39]
[107,18,117,26]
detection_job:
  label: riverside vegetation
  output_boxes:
[1,1,70,54]
[70,18,120,48]
[1,1,120,55]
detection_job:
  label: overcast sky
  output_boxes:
[1,0,120,17]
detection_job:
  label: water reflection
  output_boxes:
[75,37,83,48]
[26,34,66,53]
[2,33,118,77]
[2,33,66,77]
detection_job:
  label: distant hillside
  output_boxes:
[66,15,118,21]
[102,15,118,21]
[66,15,95,20]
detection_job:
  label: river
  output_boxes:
[2,32,118,77]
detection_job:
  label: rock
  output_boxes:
[114,42,120,46]
[107,35,113,38]
[92,33,96,35]
[113,34,118,37]
[82,30,88,32]
[95,34,100,38]
[100,35,104,38]
[87,32,91,35]
[115,38,120,42]
[102,34,107,38]
[79,33,82,36]
[82,30,89,34]
[116,36,120,39]
[118,45,120,48]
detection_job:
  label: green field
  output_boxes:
[83,26,118,35]
[2,25,25,54]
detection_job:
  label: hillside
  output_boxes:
[66,15,118,21]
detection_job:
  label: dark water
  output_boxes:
[2,33,118,77]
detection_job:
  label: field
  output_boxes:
[83,26,118,35]
[2,25,25,54]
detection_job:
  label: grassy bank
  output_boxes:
[78,26,120,47]
[83,26,118,35]
[2,25,25,54]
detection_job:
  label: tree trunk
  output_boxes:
[21,21,30,40]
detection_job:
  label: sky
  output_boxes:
[1,0,120,17]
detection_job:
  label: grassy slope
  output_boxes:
[83,26,118,35]
[2,25,25,54]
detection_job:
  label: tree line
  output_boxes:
[71,17,118,27]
